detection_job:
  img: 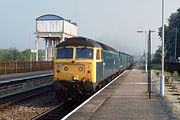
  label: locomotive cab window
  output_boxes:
[96,49,101,60]
[76,48,93,59]
[57,48,73,59]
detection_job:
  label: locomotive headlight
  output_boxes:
[78,67,83,71]
[73,75,79,80]
[64,67,68,71]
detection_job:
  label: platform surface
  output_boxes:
[66,70,174,120]
[0,70,53,83]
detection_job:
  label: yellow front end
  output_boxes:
[54,60,96,83]
[54,46,100,84]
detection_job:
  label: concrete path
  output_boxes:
[66,70,177,120]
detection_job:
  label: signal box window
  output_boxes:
[57,48,73,59]
[96,50,100,60]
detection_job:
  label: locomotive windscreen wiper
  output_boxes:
[77,47,86,53]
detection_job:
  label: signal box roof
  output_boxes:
[36,14,63,21]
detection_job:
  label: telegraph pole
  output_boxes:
[147,30,155,99]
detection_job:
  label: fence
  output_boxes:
[165,60,180,74]
[0,61,53,75]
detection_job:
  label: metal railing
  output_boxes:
[0,61,53,75]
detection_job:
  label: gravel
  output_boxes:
[0,91,59,120]
[152,70,180,119]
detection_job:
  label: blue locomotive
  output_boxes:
[53,37,134,97]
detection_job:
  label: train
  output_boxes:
[53,37,134,98]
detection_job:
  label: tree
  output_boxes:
[0,48,45,61]
[152,46,162,64]
[158,8,180,60]
[38,50,45,61]
[0,48,19,61]
[18,49,31,61]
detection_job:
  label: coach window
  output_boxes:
[96,49,100,60]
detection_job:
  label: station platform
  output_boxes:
[0,70,53,84]
[65,69,176,120]
[0,70,54,98]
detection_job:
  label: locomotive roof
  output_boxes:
[97,42,118,53]
[56,37,102,48]
[56,37,118,53]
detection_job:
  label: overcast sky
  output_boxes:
[0,0,179,56]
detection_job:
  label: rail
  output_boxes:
[0,85,52,109]
[32,95,88,120]
[0,61,53,75]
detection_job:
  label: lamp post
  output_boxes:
[160,0,165,96]
[138,30,155,99]
[147,30,155,99]
[137,31,148,72]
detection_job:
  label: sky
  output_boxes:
[0,0,180,56]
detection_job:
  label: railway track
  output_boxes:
[0,85,53,109]
[0,69,130,119]
[32,94,89,120]
[32,70,129,120]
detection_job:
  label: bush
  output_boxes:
[173,71,179,79]
[151,64,161,70]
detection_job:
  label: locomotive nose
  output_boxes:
[55,63,91,81]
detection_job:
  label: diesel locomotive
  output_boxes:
[53,37,134,98]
